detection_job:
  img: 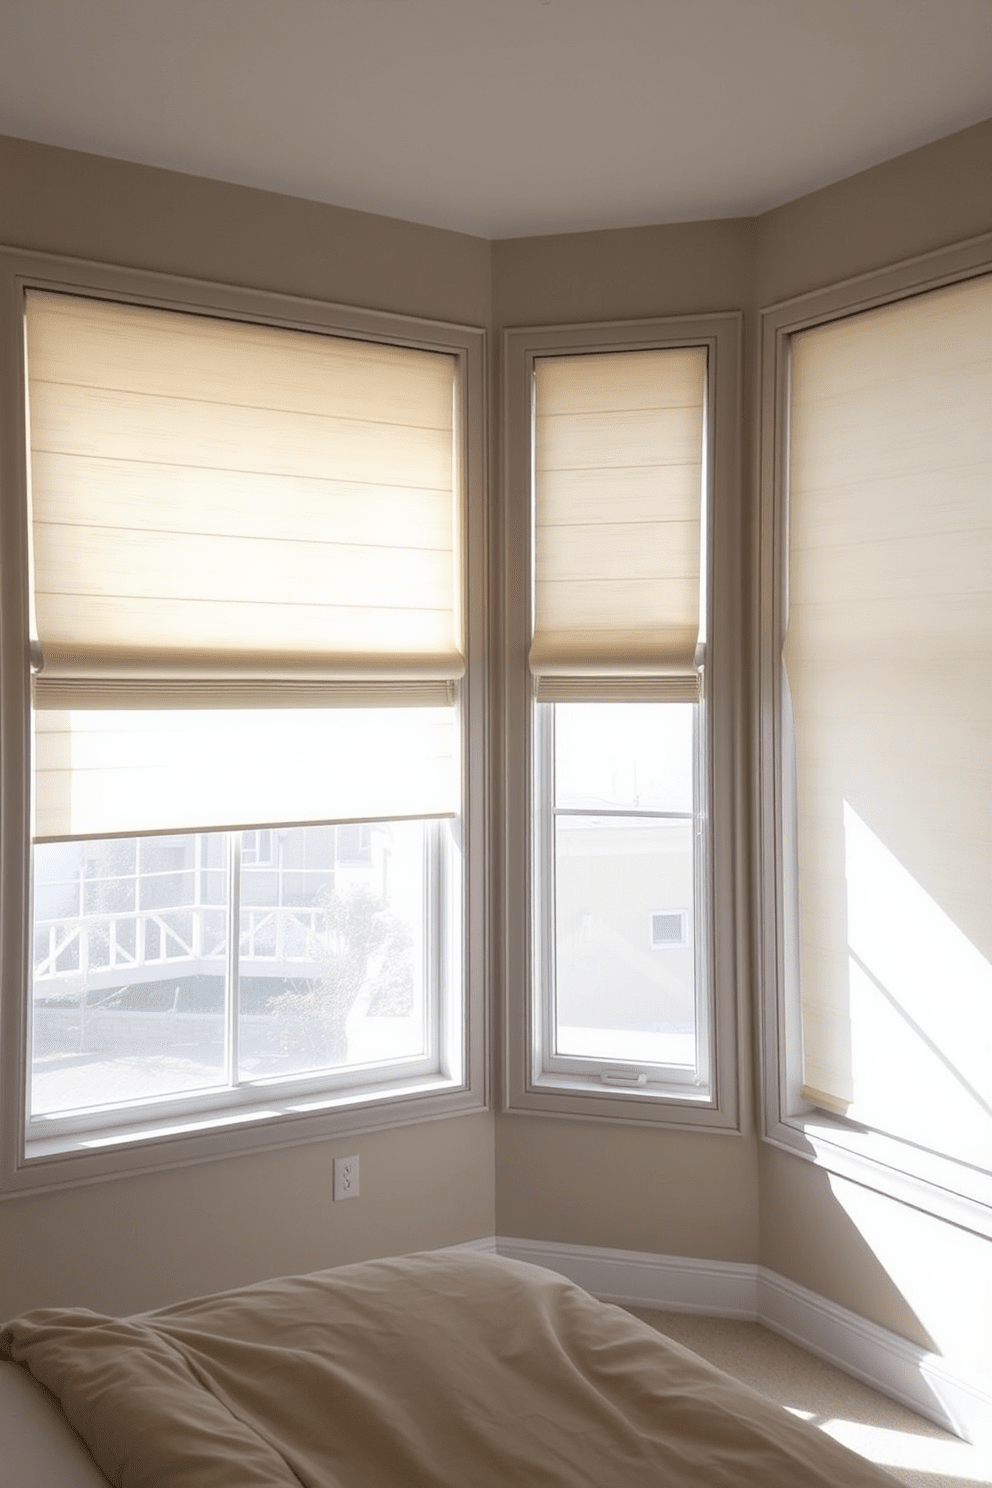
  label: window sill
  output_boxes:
[506,1073,740,1131]
[5,1074,483,1199]
[764,1111,992,1241]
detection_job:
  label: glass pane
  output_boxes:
[238,820,428,1080]
[554,815,696,1065]
[553,702,697,1067]
[30,833,228,1116]
[554,702,694,813]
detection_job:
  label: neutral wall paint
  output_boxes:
[491,121,992,1380]
[492,218,753,329]
[758,1145,992,1378]
[754,114,992,309]
[492,213,761,1266]
[0,132,496,1317]
[0,1115,495,1319]
[0,133,491,327]
[496,1118,759,1261]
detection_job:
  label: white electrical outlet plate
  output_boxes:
[333,1154,360,1201]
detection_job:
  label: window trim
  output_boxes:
[0,247,489,1198]
[501,313,743,1130]
[755,230,992,1239]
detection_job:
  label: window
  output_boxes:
[651,911,688,949]
[538,699,705,1088]
[758,243,992,1233]
[0,254,486,1193]
[502,315,742,1128]
[31,821,436,1117]
[336,823,372,863]
[241,829,275,867]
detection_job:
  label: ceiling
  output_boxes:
[3,0,992,239]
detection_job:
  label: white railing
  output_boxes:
[237,907,323,964]
[34,905,326,994]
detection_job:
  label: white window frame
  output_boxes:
[501,314,743,1130]
[27,820,449,1150]
[0,248,488,1198]
[756,231,992,1240]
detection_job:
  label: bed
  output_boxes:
[0,1249,896,1486]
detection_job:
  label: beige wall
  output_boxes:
[0,132,497,1319]
[494,123,992,1381]
[753,114,992,308]
[1,121,990,1376]
[0,1115,495,1318]
[492,212,761,1266]
[497,1118,758,1260]
[492,217,753,328]
[0,134,490,324]
[758,1145,992,1376]
[492,121,992,1378]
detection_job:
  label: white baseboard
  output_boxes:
[492,1236,992,1445]
[496,1235,759,1317]
[756,1267,992,1447]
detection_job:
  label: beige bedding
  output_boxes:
[0,1250,895,1487]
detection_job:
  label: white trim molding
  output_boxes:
[497,1235,758,1315]
[493,1237,992,1446]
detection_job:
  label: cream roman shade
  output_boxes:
[26,291,461,699]
[786,274,992,1157]
[26,290,462,840]
[531,347,707,702]
[33,707,457,842]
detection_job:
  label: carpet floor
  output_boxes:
[627,1309,991,1488]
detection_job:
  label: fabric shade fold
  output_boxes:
[33,707,458,842]
[531,346,707,702]
[26,290,462,704]
[25,290,463,839]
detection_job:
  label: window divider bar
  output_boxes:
[552,808,694,820]
[226,832,240,1088]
